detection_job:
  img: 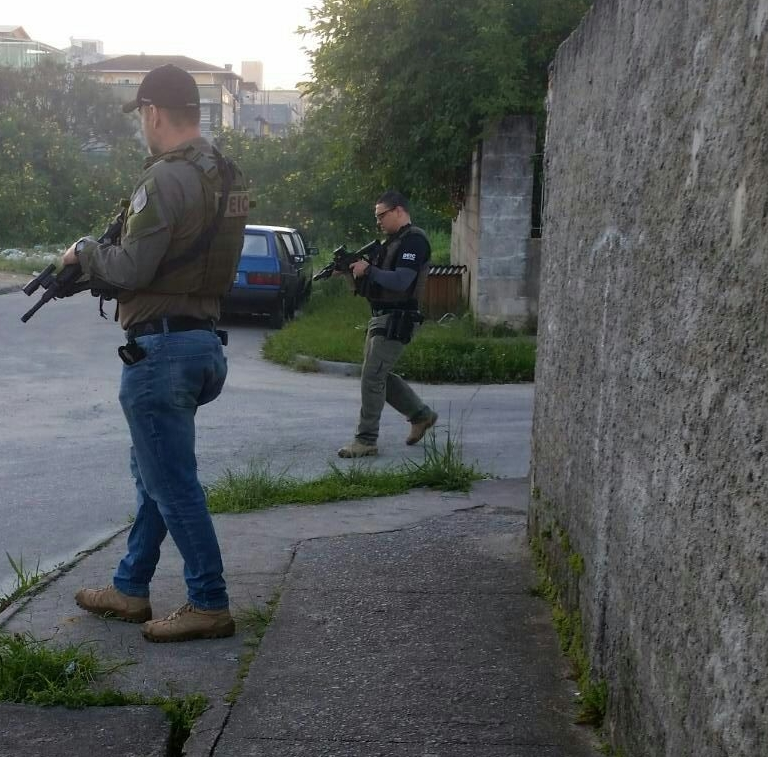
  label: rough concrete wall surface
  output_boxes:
[477,115,537,323]
[451,116,537,323]
[531,1,768,756]
[524,238,541,322]
[451,147,481,308]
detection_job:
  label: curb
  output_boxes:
[295,353,362,377]
[0,524,129,628]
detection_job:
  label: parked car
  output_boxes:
[269,226,319,305]
[223,225,300,328]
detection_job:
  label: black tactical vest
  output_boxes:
[143,144,248,297]
[371,225,431,307]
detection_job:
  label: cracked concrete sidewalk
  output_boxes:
[0,479,600,756]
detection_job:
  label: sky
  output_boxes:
[14,0,320,89]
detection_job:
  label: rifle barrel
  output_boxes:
[20,298,47,323]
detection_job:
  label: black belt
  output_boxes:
[125,317,215,340]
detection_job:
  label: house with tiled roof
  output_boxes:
[0,24,65,67]
[81,54,243,138]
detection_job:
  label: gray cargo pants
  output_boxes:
[355,313,431,445]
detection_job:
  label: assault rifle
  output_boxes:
[312,239,383,282]
[20,202,128,323]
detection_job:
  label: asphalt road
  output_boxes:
[0,287,534,595]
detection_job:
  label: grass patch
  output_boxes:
[264,276,370,365]
[0,630,207,755]
[0,247,62,275]
[158,695,209,755]
[428,228,451,265]
[227,596,280,704]
[206,428,482,514]
[0,631,110,706]
[568,552,586,577]
[598,744,626,757]
[0,554,45,613]
[529,535,608,730]
[397,321,536,383]
[263,277,535,383]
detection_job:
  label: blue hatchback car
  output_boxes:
[223,225,301,328]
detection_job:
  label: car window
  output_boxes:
[291,233,306,257]
[275,234,292,265]
[278,232,298,259]
[242,234,269,256]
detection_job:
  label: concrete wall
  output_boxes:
[451,116,537,325]
[451,148,481,312]
[530,2,768,756]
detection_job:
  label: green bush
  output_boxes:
[263,280,536,383]
[399,331,536,383]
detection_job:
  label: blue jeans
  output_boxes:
[113,328,229,610]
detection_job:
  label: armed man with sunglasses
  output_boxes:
[338,190,438,458]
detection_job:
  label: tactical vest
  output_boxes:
[140,144,248,297]
[371,225,431,307]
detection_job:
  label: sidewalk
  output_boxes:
[0,480,599,757]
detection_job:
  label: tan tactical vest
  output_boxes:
[143,144,248,297]
[373,225,431,306]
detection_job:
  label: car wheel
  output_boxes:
[268,298,286,329]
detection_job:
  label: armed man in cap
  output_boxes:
[337,190,438,458]
[63,64,249,642]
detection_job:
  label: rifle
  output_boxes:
[20,202,128,323]
[312,239,383,282]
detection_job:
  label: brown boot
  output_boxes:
[406,410,438,445]
[141,603,235,643]
[75,585,152,623]
[337,441,378,458]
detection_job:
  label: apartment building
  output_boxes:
[0,25,64,67]
[81,54,242,139]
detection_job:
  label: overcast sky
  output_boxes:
[16,0,319,89]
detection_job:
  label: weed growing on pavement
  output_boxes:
[598,743,626,757]
[401,425,477,490]
[0,631,103,705]
[529,534,609,730]
[0,630,207,756]
[227,595,281,704]
[158,694,208,756]
[207,462,414,512]
[0,553,44,613]
[205,426,483,514]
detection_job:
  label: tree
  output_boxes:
[302,0,592,210]
[0,60,136,149]
[0,64,143,246]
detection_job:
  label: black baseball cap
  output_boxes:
[122,64,200,113]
